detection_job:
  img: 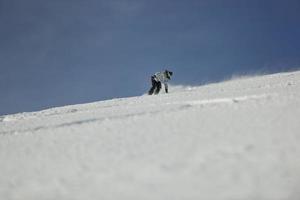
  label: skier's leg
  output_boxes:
[154,82,162,94]
[148,76,156,95]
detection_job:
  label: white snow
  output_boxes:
[1,71,300,200]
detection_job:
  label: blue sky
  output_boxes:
[1,0,300,115]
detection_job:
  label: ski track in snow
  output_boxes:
[1,93,276,135]
[1,70,300,200]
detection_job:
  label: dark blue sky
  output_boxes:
[1,0,300,115]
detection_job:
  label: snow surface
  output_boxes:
[1,71,300,200]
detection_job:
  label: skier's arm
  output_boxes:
[164,83,168,93]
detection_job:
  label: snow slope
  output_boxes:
[1,71,300,200]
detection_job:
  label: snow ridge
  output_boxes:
[1,71,300,200]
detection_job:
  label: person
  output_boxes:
[148,70,173,95]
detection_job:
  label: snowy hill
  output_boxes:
[1,71,300,200]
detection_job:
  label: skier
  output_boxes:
[148,70,173,95]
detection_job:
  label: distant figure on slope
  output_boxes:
[148,70,173,95]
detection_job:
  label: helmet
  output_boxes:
[165,70,173,77]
